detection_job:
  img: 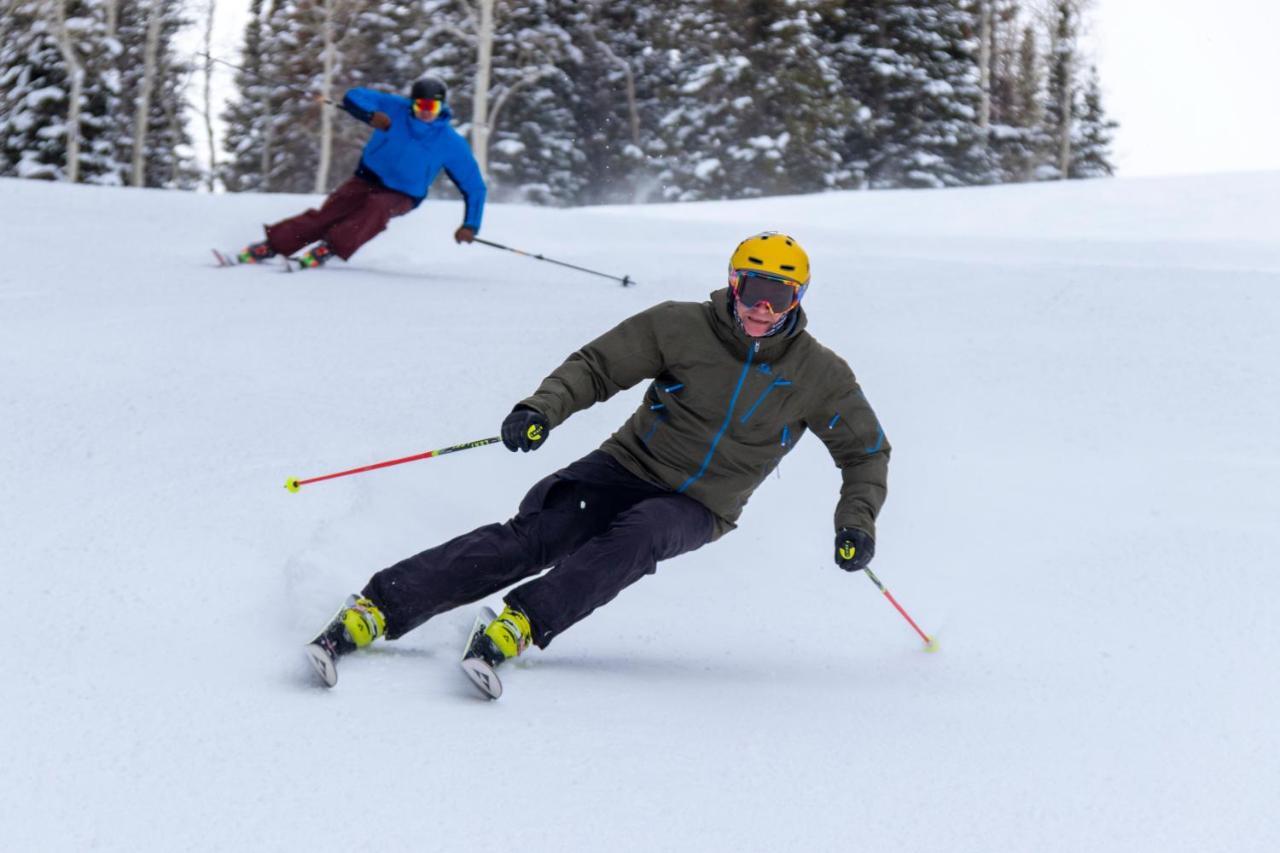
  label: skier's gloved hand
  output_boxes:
[455,226,476,244]
[502,406,550,452]
[834,527,875,572]
[370,111,391,131]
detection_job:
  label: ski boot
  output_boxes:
[296,242,335,269]
[461,605,531,700]
[236,240,277,264]
[305,594,386,687]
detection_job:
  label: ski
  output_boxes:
[460,606,502,700]
[211,248,236,267]
[305,640,339,687]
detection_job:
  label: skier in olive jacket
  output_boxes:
[234,77,485,269]
[307,232,890,687]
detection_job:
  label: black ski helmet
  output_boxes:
[410,77,447,102]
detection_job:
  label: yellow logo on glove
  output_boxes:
[526,424,544,442]
[839,542,857,561]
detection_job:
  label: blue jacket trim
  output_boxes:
[739,378,791,424]
[781,425,790,446]
[864,425,885,454]
[828,413,841,429]
[677,345,756,493]
[663,383,684,393]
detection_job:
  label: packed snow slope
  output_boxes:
[2,172,1278,852]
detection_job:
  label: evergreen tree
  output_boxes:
[833,0,992,189]
[1069,65,1116,178]
[1041,0,1076,179]
[114,0,197,188]
[0,0,123,183]
[651,0,852,201]
[221,0,274,191]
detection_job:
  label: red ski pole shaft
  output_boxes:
[285,436,501,493]
[863,567,937,650]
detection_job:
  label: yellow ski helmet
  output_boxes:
[729,231,810,285]
[728,231,810,314]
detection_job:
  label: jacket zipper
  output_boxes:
[677,341,758,493]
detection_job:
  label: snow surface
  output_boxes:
[2,173,1278,851]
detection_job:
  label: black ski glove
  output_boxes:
[834,527,875,572]
[501,406,550,452]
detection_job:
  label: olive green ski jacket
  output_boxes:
[519,288,889,541]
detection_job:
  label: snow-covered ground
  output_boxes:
[2,172,1277,851]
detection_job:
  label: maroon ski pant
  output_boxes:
[362,451,717,648]
[264,176,414,260]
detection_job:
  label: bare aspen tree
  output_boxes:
[470,0,495,179]
[977,0,992,131]
[131,0,163,187]
[201,0,218,191]
[446,0,562,180]
[1055,2,1074,177]
[48,0,84,182]
[314,0,339,192]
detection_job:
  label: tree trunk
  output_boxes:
[314,0,338,193]
[977,0,991,130]
[49,0,83,182]
[1055,2,1075,179]
[470,0,495,179]
[202,0,218,191]
[131,1,163,187]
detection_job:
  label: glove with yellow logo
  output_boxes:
[501,406,550,453]
[834,527,874,572]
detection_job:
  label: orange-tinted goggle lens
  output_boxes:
[413,98,441,117]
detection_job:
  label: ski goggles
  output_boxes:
[731,269,804,315]
[413,98,442,120]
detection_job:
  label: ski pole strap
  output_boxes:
[286,436,501,493]
[473,237,635,287]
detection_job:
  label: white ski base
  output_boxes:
[305,643,338,688]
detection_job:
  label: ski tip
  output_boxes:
[305,643,338,687]
[460,658,502,700]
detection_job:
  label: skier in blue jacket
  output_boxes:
[236,77,486,269]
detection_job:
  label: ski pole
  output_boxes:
[285,436,501,493]
[197,52,345,111]
[863,567,938,652]
[473,237,636,287]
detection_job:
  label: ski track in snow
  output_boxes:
[1,174,1278,851]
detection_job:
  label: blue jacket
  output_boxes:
[342,88,486,231]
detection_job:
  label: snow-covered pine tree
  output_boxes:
[221,0,275,191]
[833,0,992,189]
[114,0,197,188]
[476,0,578,204]
[986,6,1047,183]
[650,0,850,201]
[254,0,353,193]
[1069,64,1115,177]
[0,0,124,183]
[541,0,660,205]
[1040,0,1077,179]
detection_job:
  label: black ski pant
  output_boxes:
[362,450,717,648]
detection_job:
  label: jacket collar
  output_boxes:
[706,287,807,358]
